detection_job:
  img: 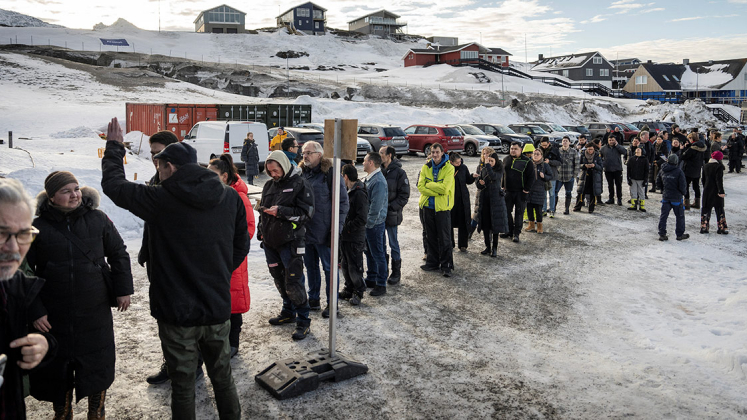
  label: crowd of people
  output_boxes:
[0,116,742,419]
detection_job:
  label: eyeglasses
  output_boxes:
[1,227,39,245]
[301,151,320,156]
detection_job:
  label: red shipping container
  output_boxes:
[126,103,218,141]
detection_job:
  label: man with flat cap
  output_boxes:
[101,118,248,420]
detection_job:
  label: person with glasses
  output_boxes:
[26,171,133,420]
[501,142,535,243]
[240,132,260,185]
[281,137,301,166]
[0,178,56,419]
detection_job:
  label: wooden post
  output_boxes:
[8,131,12,148]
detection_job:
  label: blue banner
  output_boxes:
[100,38,129,46]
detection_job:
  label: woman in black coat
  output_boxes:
[240,132,260,184]
[26,171,133,420]
[701,151,728,234]
[450,153,475,251]
[526,149,553,234]
[475,152,509,257]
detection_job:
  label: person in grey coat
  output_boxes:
[240,132,260,185]
[526,149,553,234]
[475,152,508,257]
[600,136,627,205]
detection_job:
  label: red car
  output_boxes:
[404,124,464,156]
[613,122,641,143]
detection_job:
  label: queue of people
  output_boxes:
[0,116,740,419]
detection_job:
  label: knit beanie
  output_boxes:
[44,171,78,197]
[667,155,679,165]
[711,151,723,161]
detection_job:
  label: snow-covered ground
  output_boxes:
[1,11,746,419]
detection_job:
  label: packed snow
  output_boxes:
[0,10,746,419]
[681,64,736,90]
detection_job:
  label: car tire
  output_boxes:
[423,144,432,156]
[464,142,477,157]
[501,143,510,154]
[356,158,364,163]
[396,154,403,159]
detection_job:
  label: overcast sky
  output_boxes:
[1,0,745,63]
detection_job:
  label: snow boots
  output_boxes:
[717,217,729,235]
[638,200,646,212]
[88,390,106,420]
[525,221,536,232]
[388,260,402,285]
[564,196,571,215]
[53,389,73,420]
[691,197,700,209]
[628,199,638,210]
[685,199,691,210]
[701,215,710,234]
[537,222,544,234]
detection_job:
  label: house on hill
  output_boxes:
[426,36,458,46]
[194,4,246,33]
[610,58,642,89]
[402,43,489,67]
[480,48,511,67]
[348,10,407,38]
[622,63,685,102]
[277,2,327,35]
[531,52,613,88]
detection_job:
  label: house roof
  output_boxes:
[277,2,327,19]
[485,47,512,56]
[194,4,246,24]
[610,58,640,65]
[347,9,400,24]
[641,63,686,91]
[402,42,489,60]
[680,58,747,90]
[532,51,609,72]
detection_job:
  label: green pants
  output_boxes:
[158,320,240,420]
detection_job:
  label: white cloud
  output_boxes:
[641,7,665,13]
[670,14,739,22]
[589,34,747,63]
[581,14,607,24]
[609,1,656,10]
[727,0,747,3]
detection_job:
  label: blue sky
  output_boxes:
[1,0,745,62]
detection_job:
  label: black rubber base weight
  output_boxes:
[255,349,368,400]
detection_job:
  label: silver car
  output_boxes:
[357,124,409,156]
[449,124,491,156]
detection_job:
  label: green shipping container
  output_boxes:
[217,104,311,128]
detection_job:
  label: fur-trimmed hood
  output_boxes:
[299,157,332,174]
[35,186,100,216]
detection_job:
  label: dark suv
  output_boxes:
[508,124,563,146]
[633,121,669,135]
[357,124,409,156]
[470,123,532,154]
[403,124,464,156]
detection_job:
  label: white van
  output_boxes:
[183,121,270,170]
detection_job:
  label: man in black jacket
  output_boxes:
[680,132,708,210]
[656,155,689,241]
[501,142,535,243]
[258,151,315,340]
[379,146,410,285]
[726,128,744,173]
[102,118,247,420]
[600,136,627,205]
[340,164,369,306]
[0,178,57,419]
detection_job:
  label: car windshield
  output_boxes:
[528,126,547,134]
[458,125,485,135]
[549,123,567,132]
[298,133,324,142]
[496,126,516,135]
[442,128,462,137]
[383,127,406,137]
[624,123,638,131]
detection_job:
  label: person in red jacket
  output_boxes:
[209,154,256,358]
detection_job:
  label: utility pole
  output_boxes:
[287,56,290,97]
[524,34,528,71]
[158,0,161,32]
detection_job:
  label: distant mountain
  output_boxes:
[0,8,64,28]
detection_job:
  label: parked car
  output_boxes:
[585,122,622,141]
[296,122,325,133]
[632,121,669,135]
[563,124,592,140]
[403,124,464,156]
[525,122,579,143]
[284,127,325,148]
[448,124,491,156]
[357,137,373,163]
[612,122,640,142]
[185,121,269,170]
[470,123,532,154]
[508,124,563,146]
[357,124,409,156]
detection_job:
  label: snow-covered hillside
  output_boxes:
[0,8,62,28]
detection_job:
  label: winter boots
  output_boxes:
[525,221,536,232]
[701,215,709,234]
[717,217,729,234]
[387,259,402,285]
[638,200,646,212]
[53,389,74,420]
[564,196,571,215]
[685,199,691,210]
[628,199,638,210]
[537,222,544,234]
[88,390,106,420]
[605,197,615,204]
[691,197,700,209]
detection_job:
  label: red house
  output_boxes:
[480,48,511,67]
[403,43,489,67]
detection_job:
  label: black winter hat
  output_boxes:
[154,142,197,166]
[667,154,679,165]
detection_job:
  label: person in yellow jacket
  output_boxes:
[270,127,287,151]
[417,143,455,277]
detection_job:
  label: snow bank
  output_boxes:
[50,126,100,139]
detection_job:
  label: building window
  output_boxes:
[635,75,648,85]
[563,70,569,77]
[374,25,383,30]
[461,50,478,59]
[313,10,324,20]
[662,75,670,81]
[672,75,679,81]
[593,56,602,64]
[409,53,413,60]
[586,68,593,77]
[315,22,319,29]
[298,20,302,26]
[599,69,609,76]
[297,8,310,17]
